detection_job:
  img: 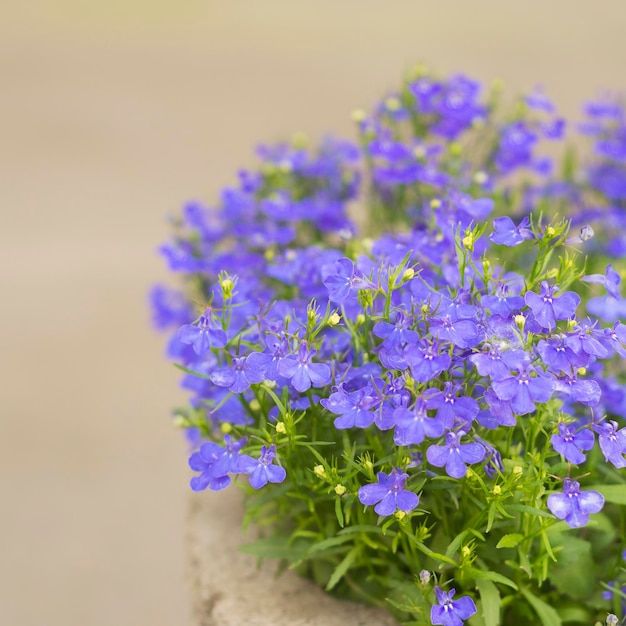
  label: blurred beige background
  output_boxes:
[1,2,625,625]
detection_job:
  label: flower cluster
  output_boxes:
[153,67,626,625]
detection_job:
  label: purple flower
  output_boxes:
[553,372,601,406]
[551,423,595,464]
[277,341,331,393]
[592,420,626,468]
[357,468,419,516]
[188,435,246,492]
[424,382,479,429]
[524,282,580,331]
[469,346,528,380]
[537,335,587,373]
[178,309,228,356]
[373,310,418,350]
[547,478,604,528]
[404,340,451,383]
[431,586,477,626]
[491,365,554,416]
[481,283,525,318]
[601,322,626,358]
[392,397,446,446]
[210,356,265,394]
[426,431,485,479]
[237,444,287,489]
[321,384,381,429]
[490,216,534,246]
[323,257,375,304]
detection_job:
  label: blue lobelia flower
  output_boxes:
[237,444,287,489]
[490,216,535,247]
[357,468,419,516]
[430,586,477,626]
[551,423,595,464]
[592,420,626,468]
[491,364,554,416]
[188,435,246,492]
[277,341,331,393]
[424,382,480,430]
[426,431,485,479]
[323,257,375,304]
[392,396,446,446]
[178,308,228,356]
[524,282,580,331]
[547,478,604,528]
[404,339,451,383]
[210,355,265,394]
[320,383,381,429]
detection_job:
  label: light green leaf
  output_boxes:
[308,534,353,555]
[520,587,562,626]
[469,568,518,590]
[239,536,309,561]
[496,533,524,549]
[326,547,358,590]
[334,497,344,528]
[476,578,501,626]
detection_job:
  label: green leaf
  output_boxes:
[334,497,344,528]
[326,547,358,590]
[469,568,518,590]
[239,536,309,561]
[308,534,354,555]
[405,534,457,566]
[496,533,524,549]
[520,587,562,626]
[445,529,469,558]
[476,578,501,626]
[505,503,553,518]
[587,484,626,505]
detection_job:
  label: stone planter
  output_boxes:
[187,489,399,626]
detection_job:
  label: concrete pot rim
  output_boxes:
[187,488,400,626]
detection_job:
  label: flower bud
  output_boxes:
[462,233,474,251]
[394,510,406,521]
[328,312,341,326]
[313,465,327,479]
[220,422,233,434]
[334,484,347,496]
[402,268,415,281]
[220,277,234,298]
[249,399,261,412]
[514,314,526,329]
[276,421,287,434]
[492,485,502,495]
[419,570,431,586]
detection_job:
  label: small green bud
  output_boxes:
[402,267,415,281]
[514,314,526,329]
[249,399,261,412]
[419,570,431,586]
[275,421,286,434]
[220,422,233,434]
[394,510,406,521]
[334,484,347,496]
